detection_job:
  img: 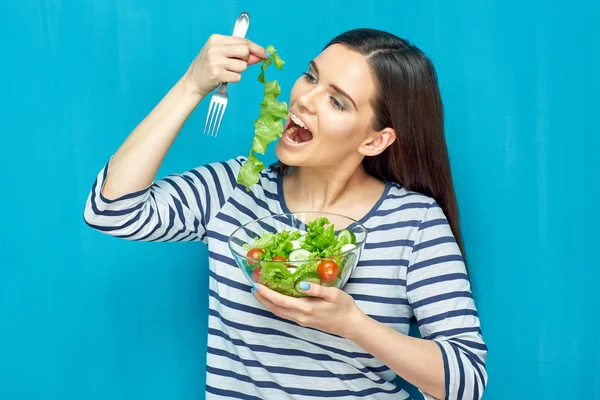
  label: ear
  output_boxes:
[358,128,396,157]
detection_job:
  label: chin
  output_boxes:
[274,140,298,167]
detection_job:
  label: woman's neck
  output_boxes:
[282,161,385,217]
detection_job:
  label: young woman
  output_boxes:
[84,28,487,399]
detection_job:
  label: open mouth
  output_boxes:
[283,113,314,144]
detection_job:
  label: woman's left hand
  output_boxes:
[252,282,365,338]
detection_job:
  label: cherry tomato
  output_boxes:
[251,266,262,282]
[273,256,287,263]
[246,248,265,265]
[317,260,339,282]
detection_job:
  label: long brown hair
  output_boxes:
[273,28,466,261]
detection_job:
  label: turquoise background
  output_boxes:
[1,0,598,398]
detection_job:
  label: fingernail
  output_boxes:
[253,283,259,290]
[251,287,255,295]
[299,281,311,291]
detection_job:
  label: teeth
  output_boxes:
[285,127,303,144]
[290,114,307,129]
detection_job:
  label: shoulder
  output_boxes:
[381,182,439,218]
[381,184,458,256]
[195,156,282,198]
[206,156,247,176]
[376,183,454,240]
[203,156,280,180]
[185,156,248,188]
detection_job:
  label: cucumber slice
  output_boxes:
[340,243,356,253]
[289,249,312,262]
[337,229,356,245]
[295,271,321,283]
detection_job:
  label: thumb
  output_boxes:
[247,53,265,66]
[298,281,337,301]
[244,39,268,65]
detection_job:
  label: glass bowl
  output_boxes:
[228,212,367,297]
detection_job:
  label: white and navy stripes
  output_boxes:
[84,156,488,399]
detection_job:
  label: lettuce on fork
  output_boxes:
[237,45,288,190]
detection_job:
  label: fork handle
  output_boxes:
[220,12,250,91]
[232,12,250,38]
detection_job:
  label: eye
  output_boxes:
[302,72,317,84]
[330,97,346,111]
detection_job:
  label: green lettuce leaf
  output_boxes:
[243,232,276,251]
[301,218,337,254]
[237,45,288,190]
[245,229,300,259]
[293,261,319,278]
[237,152,265,189]
[259,261,297,297]
[272,52,285,70]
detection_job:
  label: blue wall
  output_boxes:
[1,0,598,398]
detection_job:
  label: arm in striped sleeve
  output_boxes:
[406,202,488,400]
[83,157,243,243]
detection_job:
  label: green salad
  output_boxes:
[242,218,357,296]
[237,45,288,190]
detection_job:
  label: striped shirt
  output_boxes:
[84,156,488,399]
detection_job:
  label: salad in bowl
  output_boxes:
[228,212,367,297]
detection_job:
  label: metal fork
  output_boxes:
[203,12,250,137]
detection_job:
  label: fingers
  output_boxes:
[187,34,266,95]
[254,289,293,318]
[253,288,314,327]
[255,284,315,315]
[221,44,251,61]
[247,54,264,66]
[208,34,267,59]
[208,39,267,78]
[222,58,248,73]
[219,44,263,66]
[243,39,268,59]
[255,284,296,309]
[297,282,340,303]
[220,70,242,83]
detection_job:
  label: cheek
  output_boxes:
[318,111,361,142]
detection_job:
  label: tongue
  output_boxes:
[298,127,313,142]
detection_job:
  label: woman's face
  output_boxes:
[275,44,382,169]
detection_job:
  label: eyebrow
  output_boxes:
[309,61,358,110]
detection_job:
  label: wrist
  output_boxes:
[179,73,205,101]
[344,310,374,342]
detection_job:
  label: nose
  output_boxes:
[295,86,318,115]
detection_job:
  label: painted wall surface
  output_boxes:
[1,0,598,398]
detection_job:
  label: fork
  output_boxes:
[203,12,250,137]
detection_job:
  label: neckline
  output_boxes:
[275,170,392,225]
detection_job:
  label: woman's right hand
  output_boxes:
[184,34,267,97]
[100,34,266,200]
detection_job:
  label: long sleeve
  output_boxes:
[406,202,488,400]
[83,157,243,243]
